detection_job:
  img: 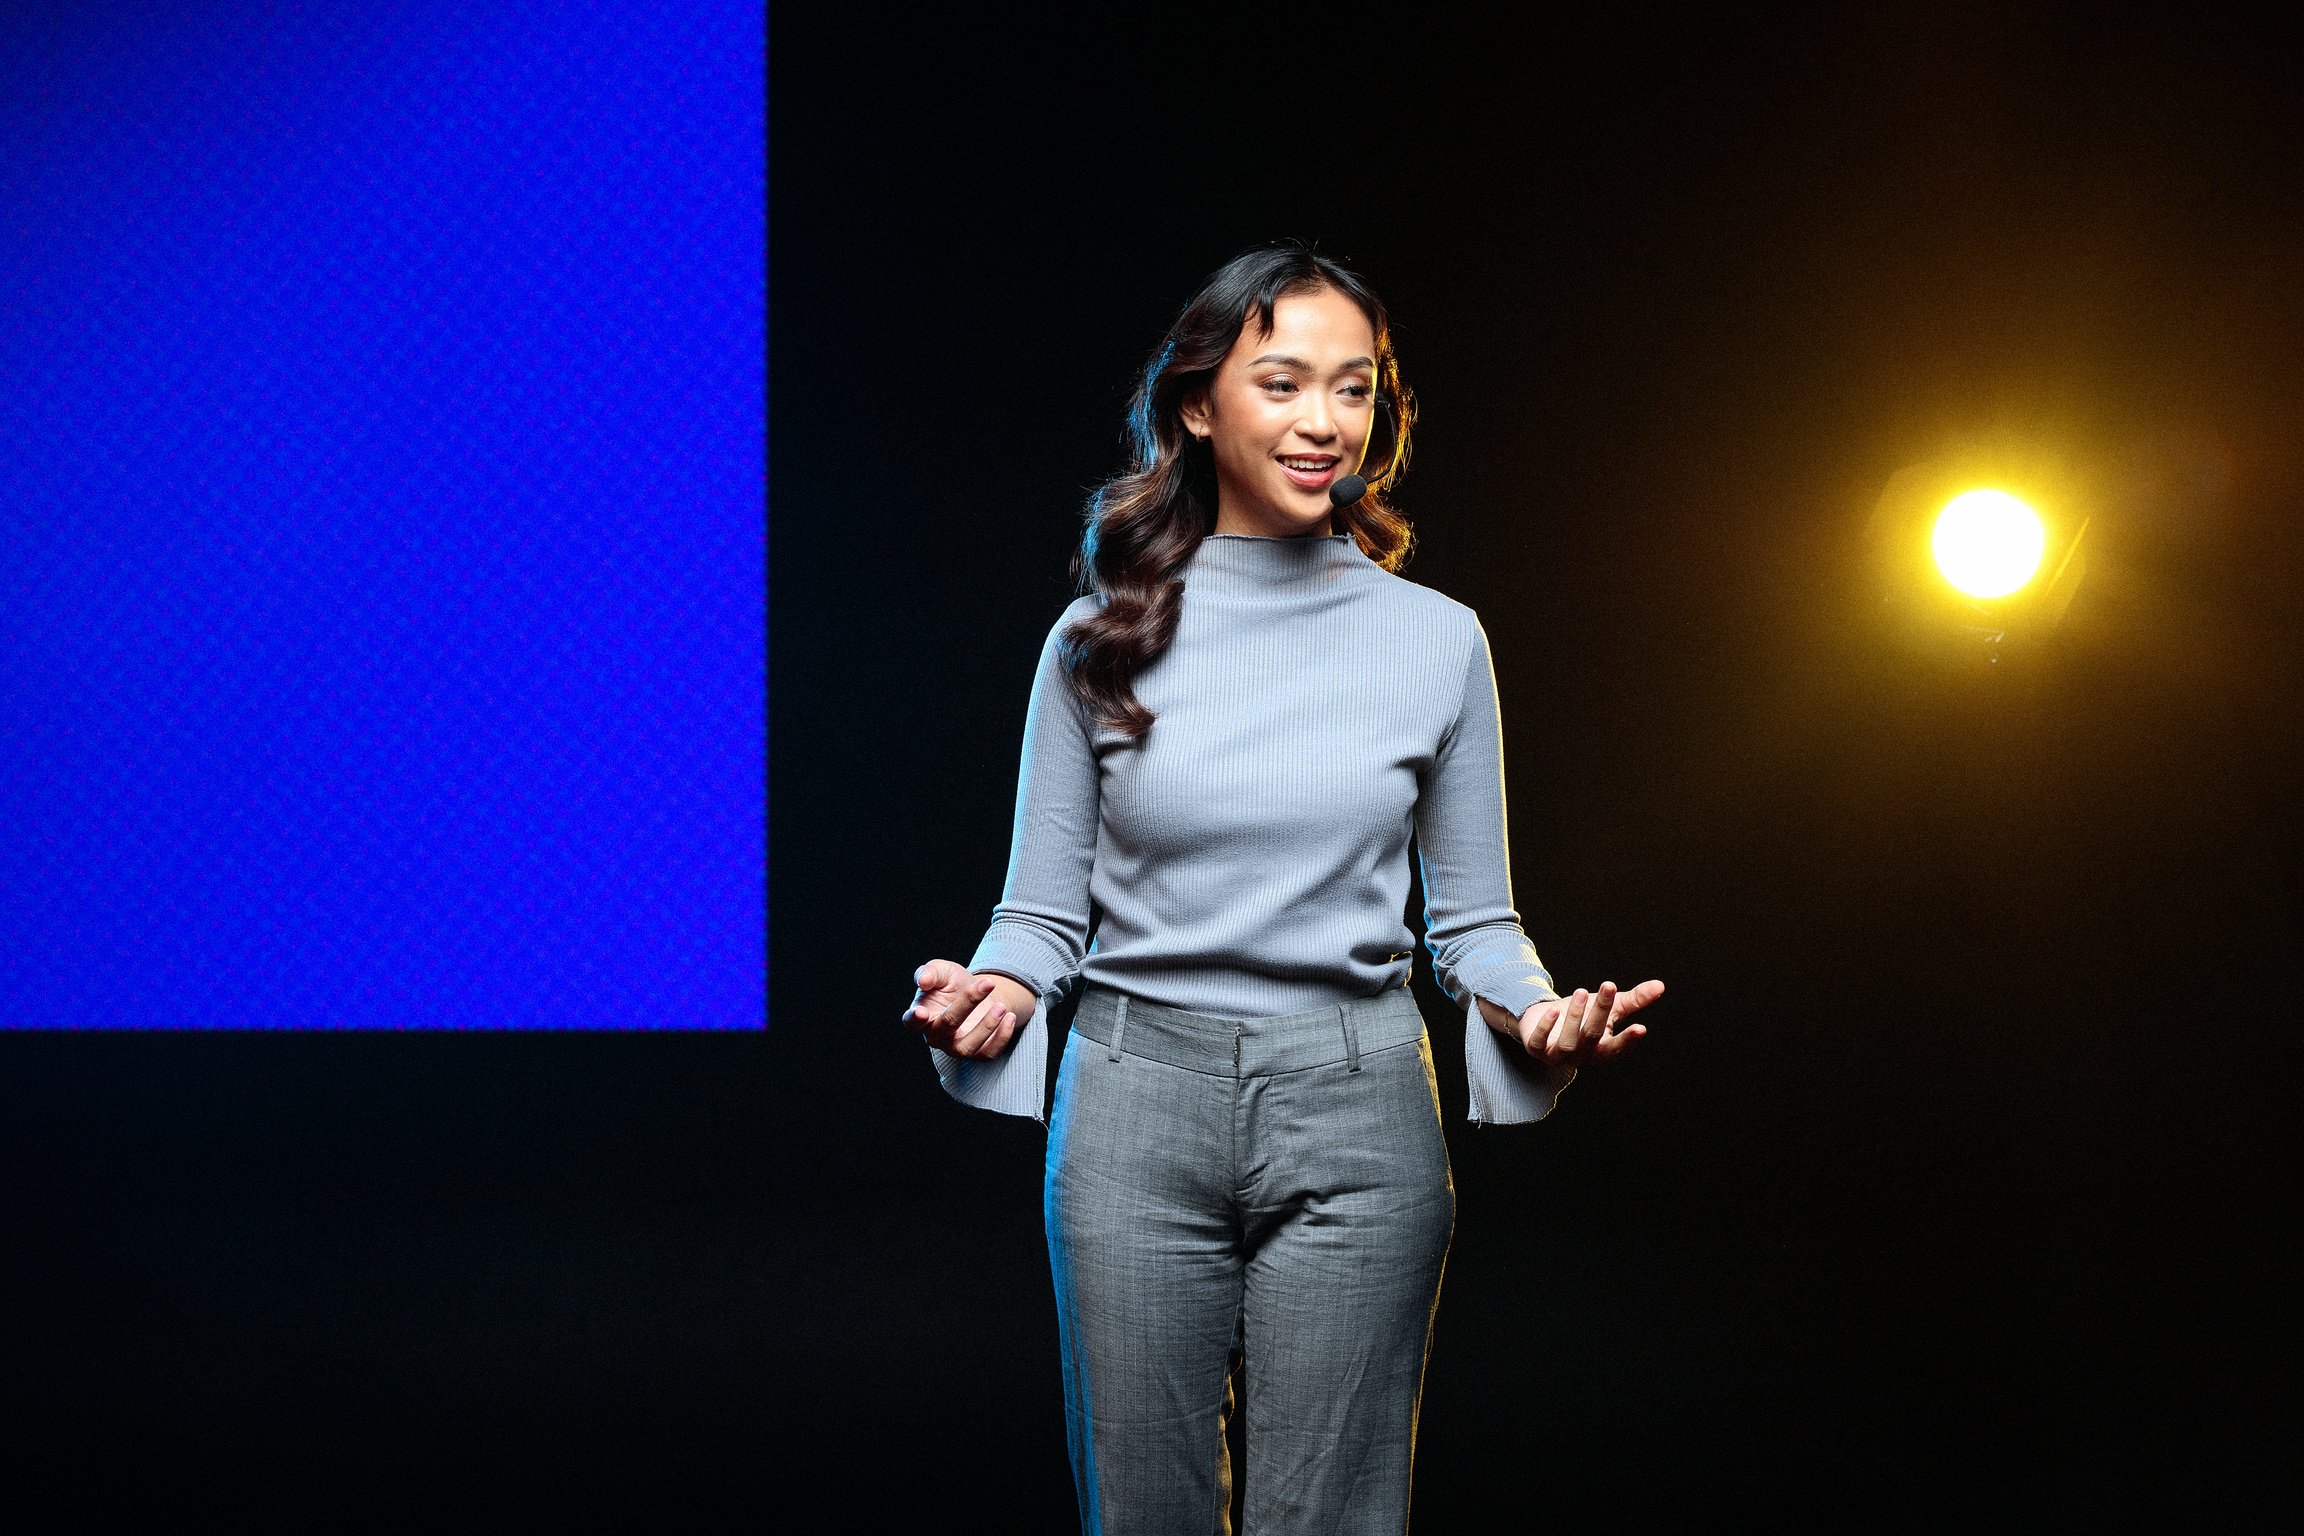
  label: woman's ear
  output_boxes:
[1178,387,1212,441]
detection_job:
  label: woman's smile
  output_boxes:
[1277,453,1339,491]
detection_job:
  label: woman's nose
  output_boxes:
[1297,393,1337,440]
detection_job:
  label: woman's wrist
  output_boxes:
[1473,994,1530,1040]
[977,971,1040,1026]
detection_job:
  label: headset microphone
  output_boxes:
[1328,473,1368,510]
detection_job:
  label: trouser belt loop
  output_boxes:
[1340,1002,1361,1073]
[1108,993,1128,1063]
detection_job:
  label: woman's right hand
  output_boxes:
[902,959,1026,1060]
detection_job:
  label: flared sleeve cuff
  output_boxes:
[927,981,1062,1124]
[1462,993,1577,1125]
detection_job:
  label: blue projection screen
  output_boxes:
[0,2,765,1028]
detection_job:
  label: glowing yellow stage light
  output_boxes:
[1931,490,2045,599]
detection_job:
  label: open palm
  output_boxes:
[1514,979,1664,1066]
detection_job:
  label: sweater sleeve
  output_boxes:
[928,606,1099,1123]
[1413,611,1576,1124]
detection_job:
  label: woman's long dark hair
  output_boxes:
[1060,241,1419,739]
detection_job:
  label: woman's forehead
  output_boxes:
[1231,289,1376,363]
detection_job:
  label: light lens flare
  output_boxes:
[1932,490,2046,599]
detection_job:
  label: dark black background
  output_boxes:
[768,4,2301,1527]
[11,4,2303,1529]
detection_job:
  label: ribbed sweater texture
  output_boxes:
[931,529,1573,1124]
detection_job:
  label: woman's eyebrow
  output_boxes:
[1247,353,1376,371]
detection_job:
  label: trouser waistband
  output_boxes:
[1071,980,1425,1078]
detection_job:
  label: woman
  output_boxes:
[900,241,1665,1534]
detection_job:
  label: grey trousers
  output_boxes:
[1046,980,1456,1535]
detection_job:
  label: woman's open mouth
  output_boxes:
[1277,455,1339,490]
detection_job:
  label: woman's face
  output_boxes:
[1181,285,1379,538]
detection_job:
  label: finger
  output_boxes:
[1546,990,1588,1057]
[984,1010,1018,1059]
[1596,1021,1648,1059]
[977,1007,1018,1059]
[1539,992,1572,1056]
[903,962,968,1025]
[923,981,991,1051]
[932,976,994,1030]
[1563,990,1595,1055]
[952,995,1004,1056]
[1607,979,1666,1027]
[1520,1003,1560,1055]
[1581,982,1617,1041]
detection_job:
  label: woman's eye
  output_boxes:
[1260,378,1298,395]
[1341,384,1373,400]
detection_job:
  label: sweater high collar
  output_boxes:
[1187,530,1366,592]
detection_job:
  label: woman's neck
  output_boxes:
[1211,514,1339,538]
[1211,488,1339,539]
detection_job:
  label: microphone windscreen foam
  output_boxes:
[1328,474,1368,509]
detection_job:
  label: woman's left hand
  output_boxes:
[1513,980,1663,1067]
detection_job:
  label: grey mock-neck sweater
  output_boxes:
[931,528,1573,1124]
